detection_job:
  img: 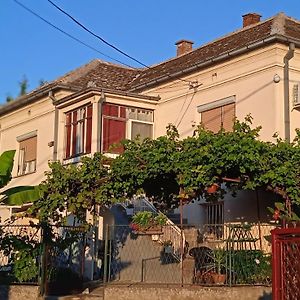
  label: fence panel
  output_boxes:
[105,223,274,286]
[0,224,41,284]
[272,227,300,300]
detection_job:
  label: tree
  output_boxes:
[28,153,110,224]
[18,76,28,96]
[109,117,300,220]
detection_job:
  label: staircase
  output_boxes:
[110,229,181,283]
[128,195,186,262]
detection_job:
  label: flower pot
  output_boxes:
[206,184,219,194]
[211,273,226,285]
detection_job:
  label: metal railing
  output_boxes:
[130,196,185,262]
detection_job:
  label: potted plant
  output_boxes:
[206,183,219,194]
[130,211,167,234]
[210,247,226,284]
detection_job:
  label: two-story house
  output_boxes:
[1,12,300,229]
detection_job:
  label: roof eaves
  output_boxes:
[54,87,160,107]
[0,83,79,117]
[130,34,299,92]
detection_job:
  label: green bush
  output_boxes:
[231,250,271,284]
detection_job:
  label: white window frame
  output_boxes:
[126,119,154,140]
[16,131,37,176]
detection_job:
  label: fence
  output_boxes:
[272,226,300,300]
[0,223,88,295]
[0,224,42,284]
[104,223,275,286]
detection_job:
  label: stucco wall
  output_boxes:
[145,44,300,142]
[0,96,54,188]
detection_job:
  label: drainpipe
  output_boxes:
[97,90,105,153]
[283,43,295,143]
[49,91,59,161]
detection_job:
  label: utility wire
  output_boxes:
[12,0,133,68]
[47,0,148,68]
[176,91,196,128]
[46,0,191,84]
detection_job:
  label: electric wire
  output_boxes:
[12,0,133,68]
[46,0,192,84]
[176,92,197,128]
[47,0,148,68]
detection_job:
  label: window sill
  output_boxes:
[13,171,37,179]
[63,153,92,165]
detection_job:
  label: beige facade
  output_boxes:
[149,44,300,142]
[1,12,300,226]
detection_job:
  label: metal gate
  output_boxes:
[272,227,300,300]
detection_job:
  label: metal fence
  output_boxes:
[104,223,276,286]
[0,224,87,295]
[272,226,300,300]
[0,224,42,284]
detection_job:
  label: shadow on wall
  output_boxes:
[258,291,272,300]
[224,190,279,224]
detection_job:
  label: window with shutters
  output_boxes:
[198,97,236,133]
[17,135,37,176]
[102,103,153,153]
[65,104,93,159]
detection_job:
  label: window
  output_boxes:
[198,96,235,133]
[65,104,93,159]
[102,103,153,153]
[204,201,224,239]
[17,134,37,176]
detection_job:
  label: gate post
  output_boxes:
[103,224,109,284]
[271,228,280,300]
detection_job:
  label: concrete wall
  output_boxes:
[103,286,272,300]
[0,285,39,300]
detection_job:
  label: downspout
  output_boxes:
[283,43,295,143]
[97,90,105,153]
[49,91,59,161]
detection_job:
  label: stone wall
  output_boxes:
[0,285,39,300]
[104,286,272,300]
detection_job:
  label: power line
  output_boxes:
[46,0,192,85]
[176,91,197,128]
[12,0,133,68]
[47,0,148,68]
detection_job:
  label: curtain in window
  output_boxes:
[131,122,153,140]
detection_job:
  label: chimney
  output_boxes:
[242,13,261,27]
[175,40,194,56]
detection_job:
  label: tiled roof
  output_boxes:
[1,12,300,116]
[129,13,300,90]
[55,59,141,91]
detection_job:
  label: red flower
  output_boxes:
[130,223,140,231]
[273,209,280,221]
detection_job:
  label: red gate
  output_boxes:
[272,227,300,300]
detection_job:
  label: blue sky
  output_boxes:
[1,0,300,103]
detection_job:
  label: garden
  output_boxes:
[1,116,300,293]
